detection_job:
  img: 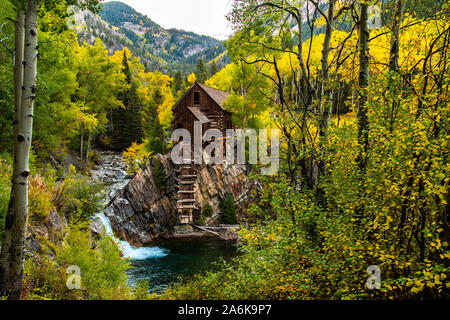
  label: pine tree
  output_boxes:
[141,103,157,137]
[152,87,164,106]
[220,193,237,225]
[209,61,218,77]
[123,84,143,147]
[146,116,167,156]
[111,51,143,149]
[152,158,166,192]
[195,58,209,83]
[172,71,183,97]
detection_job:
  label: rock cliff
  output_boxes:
[103,154,258,246]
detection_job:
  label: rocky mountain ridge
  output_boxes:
[72,1,230,74]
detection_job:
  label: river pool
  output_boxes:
[125,238,238,293]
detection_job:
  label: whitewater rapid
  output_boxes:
[91,151,169,261]
[96,213,169,261]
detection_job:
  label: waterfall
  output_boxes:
[96,213,169,261]
[91,152,169,261]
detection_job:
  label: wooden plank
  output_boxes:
[191,225,220,237]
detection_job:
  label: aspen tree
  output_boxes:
[0,9,24,297]
[357,2,370,173]
[6,0,39,300]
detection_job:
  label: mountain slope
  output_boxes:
[73,1,230,74]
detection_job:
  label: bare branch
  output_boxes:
[309,0,330,26]
[0,21,13,54]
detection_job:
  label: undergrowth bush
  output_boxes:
[23,223,135,300]
[56,165,105,222]
[0,154,12,244]
[203,202,213,217]
[153,158,166,192]
[122,142,151,175]
[28,175,56,223]
[56,224,132,300]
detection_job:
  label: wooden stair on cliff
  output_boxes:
[174,159,198,224]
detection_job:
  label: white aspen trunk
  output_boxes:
[85,131,91,162]
[357,3,370,172]
[351,87,355,110]
[0,10,25,297]
[388,0,405,132]
[7,0,39,300]
[295,10,312,100]
[80,130,84,159]
[319,0,336,141]
[389,0,405,72]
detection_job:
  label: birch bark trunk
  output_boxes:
[7,0,39,300]
[80,131,84,159]
[0,10,25,297]
[85,131,91,162]
[388,0,405,132]
[319,0,336,141]
[389,0,405,72]
[357,3,370,173]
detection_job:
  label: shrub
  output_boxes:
[89,150,102,166]
[56,223,132,300]
[0,155,12,244]
[122,142,151,175]
[195,215,206,226]
[60,165,105,222]
[133,280,152,300]
[22,223,134,300]
[28,175,56,223]
[202,202,213,217]
[22,257,80,300]
[153,158,166,192]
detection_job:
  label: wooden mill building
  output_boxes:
[172,82,233,224]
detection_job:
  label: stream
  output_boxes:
[90,151,237,293]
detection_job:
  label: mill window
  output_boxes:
[194,92,200,105]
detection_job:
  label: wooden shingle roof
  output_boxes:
[172,82,231,112]
[197,83,230,110]
[187,107,210,124]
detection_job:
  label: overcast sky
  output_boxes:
[104,0,233,40]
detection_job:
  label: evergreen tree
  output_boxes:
[146,116,167,156]
[209,61,218,77]
[220,193,237,225]
[141,102,157,138]
[111,51,143,149]
[122,84,143,147]
[195,58,209,83]
[142,87,163,140]
[152,87,164,106]
[172,71,184,97]
[152,158,166,192]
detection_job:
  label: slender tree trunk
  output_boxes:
[85,131,91,163]
[7,0,39,300]
[357,3,370,173]
[389,0,405,72]
[319,0,336,141]
[80,131,84,159]
[0,10,26,297]
[0,11,25,297]
[354,3,370,219]
[388,0,405,132]
[295,8,312,100]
